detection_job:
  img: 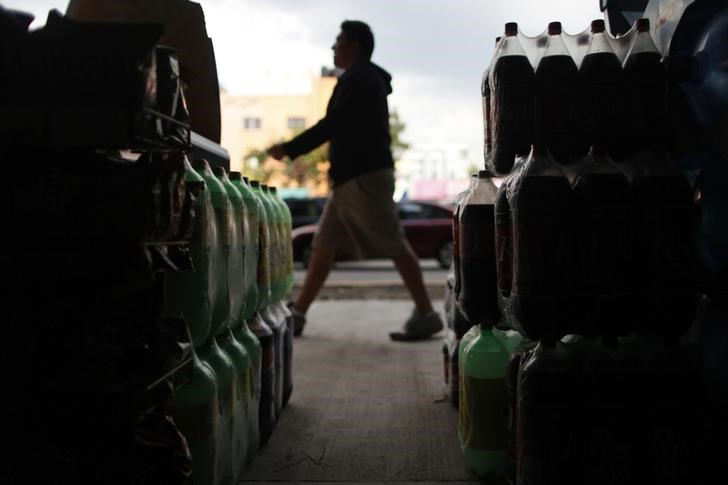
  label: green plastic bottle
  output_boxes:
[493,328,524,355]
[461,325,509,478]
[230,173,259,321]
[214,167,246,334]
[458,324,480,441]
[260,184,283,303]
[270,186,294,295]
[197,338,237,485]
[164,156,213,348]
[216,328,251,482]
[192,159,231,338]
[232,317,261,463]
[168,352,220,485]
[267,187,295,408]
[249,180,271,310]
[259,185,288,416]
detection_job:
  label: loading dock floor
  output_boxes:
[241,299,491,484]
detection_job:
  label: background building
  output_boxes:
[396,142,475,204]
[220,68,338,179]
[221,69,475,202]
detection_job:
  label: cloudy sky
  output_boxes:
[4,0,602,159]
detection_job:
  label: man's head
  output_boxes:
[332,20,374,69]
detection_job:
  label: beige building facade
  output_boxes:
[220,70,338,180]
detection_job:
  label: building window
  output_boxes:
[243,117,261,130]
[287,117,306,130]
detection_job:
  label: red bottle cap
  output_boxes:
[591,19,605,34]
[636,18,650,32]
[548,21,562,35]
[505,22,518,36]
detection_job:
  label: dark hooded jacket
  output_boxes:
[282,61,394,187]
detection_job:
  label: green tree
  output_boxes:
[286,129,329,187]
[242,148,273,182]
[244,110,410,187]
[389,109,409,161]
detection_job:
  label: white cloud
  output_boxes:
[4,0,604,158]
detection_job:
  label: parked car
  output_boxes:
[283,197,327,229]
[291,199,454,268]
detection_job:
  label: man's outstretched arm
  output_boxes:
[268,72,363,160]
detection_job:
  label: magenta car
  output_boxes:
[291,200,454,268]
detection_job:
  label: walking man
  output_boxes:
[268,20,443,341]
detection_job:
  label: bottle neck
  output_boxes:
[585,31,616,56]
[541,33,571,58]
[498,35,528,57]
[626,30,660,58]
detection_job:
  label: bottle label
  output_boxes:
[459,218,495,258]
[215,206,231,248]
[462,375,508,451]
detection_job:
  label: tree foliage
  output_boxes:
[389,108,409,161]
[243,110,408,191]
[241,148,272,182]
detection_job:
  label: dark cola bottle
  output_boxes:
[456,170,500,327]
[247,314,276,445]
[504,341,536,485]
[489,22,534,175]
[482,36,502,164]
[495,159,525,328]
[534,22,587,164]
[494,178,512,325]
[630,147,696,341]
[571,146,633,342]
[510,145,573,343]
[453,173,478,304]
[516,341,580,485]
[580,19,624,155]
[617,18,666,160]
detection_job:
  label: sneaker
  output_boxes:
[389,308,444,342]
[287,301,306,337]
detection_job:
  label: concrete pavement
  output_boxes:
[240,300,497,484]
[292,259,449,301]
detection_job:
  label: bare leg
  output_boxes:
[293,244,337,315]
[392,245,434,314]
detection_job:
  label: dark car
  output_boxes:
[291,199,454,268]
[284,197,327,229]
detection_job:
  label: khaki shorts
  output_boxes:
[314,168,409,259]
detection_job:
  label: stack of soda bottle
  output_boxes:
[1,11,200,483]
[453,18,710,484]
[164,161,296,485]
